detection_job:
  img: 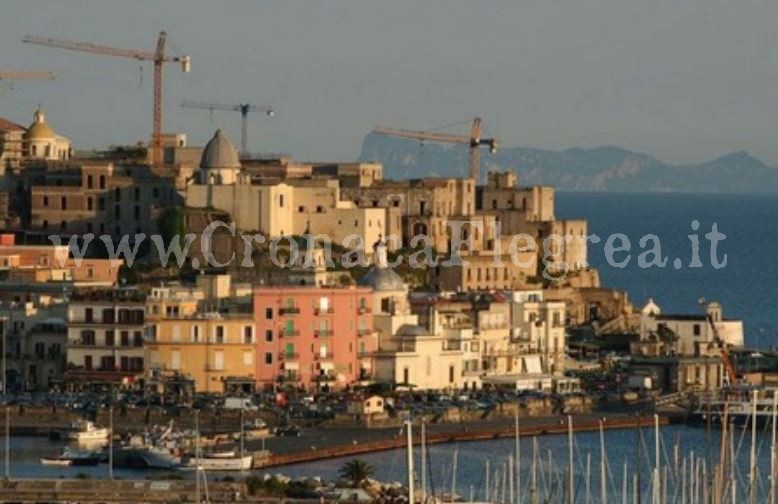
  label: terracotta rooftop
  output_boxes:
[0,117,25,133]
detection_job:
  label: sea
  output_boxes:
[556,192,778,347]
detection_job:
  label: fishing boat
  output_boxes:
[52,419,110,442]
[688,386,778,427]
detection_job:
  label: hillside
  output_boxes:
[359,134,778,193]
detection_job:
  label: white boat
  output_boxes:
[138,446,182,469]
[40,457,72,467]
[62,420,110,442]
[183,454,253,471]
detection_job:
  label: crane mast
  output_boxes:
[700,299,738,386]
[23,32,190,166]
[181,100,274,156]
[372,117,497,180]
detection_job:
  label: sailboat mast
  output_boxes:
[600,421,607,504]
[568,416,574,504]
[406,420,415,504]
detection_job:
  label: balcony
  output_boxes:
[281,329,300,338]
[357,328,372,337]
[314,307,334,316]
[315,352,334,360]
[280,307,300,315]
[314,329,333,338]
[357,351,372,358]
[358,307,372,314]
[279,352,299,360]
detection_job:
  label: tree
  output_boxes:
[339,459,375,487]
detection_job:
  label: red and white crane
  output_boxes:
[372,117,498,180]
[23,32,191,166]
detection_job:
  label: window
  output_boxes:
[449,365,455,383]
[265,329,273,342]
[87,175,93,189]
[133,331,143,347]
[265,352,273,365]
[171,350,181,371]
[693,324,701,336]
[80,330,95,346]
[105,330,114,346]
[279,195,285,207]
[265,308,273,320]
[172,325,181,342]
[243,351,253,366]
[243,326,254,344]
[215,325,225,343]
[213,350,224,371]
[87,197,94,211]
[192,325,201,343]
[84,355,92,370]
[84,308,93,323]
[43,196,49,207]
[61,197,67,210]
[120,331,129,347]
[134,187,140,201]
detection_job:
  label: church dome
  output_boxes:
[26,108,55,140]
[200,129,241,170]
[358,237,406,291]
[358,267,405,292]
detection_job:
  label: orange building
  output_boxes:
[254,286,375,391]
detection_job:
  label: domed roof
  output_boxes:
[26,108,55,140]
[200,129,241,170]
[358,266,405,292]
[358,237,406,292]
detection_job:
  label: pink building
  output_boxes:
[253,287,375,391]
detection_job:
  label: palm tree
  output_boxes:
[339,459,375,487]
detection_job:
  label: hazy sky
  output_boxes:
[2,0,777,165]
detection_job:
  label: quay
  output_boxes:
[258,414,672,468]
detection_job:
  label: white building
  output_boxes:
[638,299,743,357]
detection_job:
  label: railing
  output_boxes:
[357,351,372,358]
[357,328,372,336]
[358,307,372,314]
[315,352,334,360]
[280,307,300,315]
[314,307,334,315]
[281,329,300,337]
[314,329,333,338]
[279,352,299,360]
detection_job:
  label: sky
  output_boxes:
[1,0,777,165]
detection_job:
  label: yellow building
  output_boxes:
[145,284,256,393]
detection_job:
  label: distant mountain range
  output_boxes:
[359,134,778,193]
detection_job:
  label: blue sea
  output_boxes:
[556,192,778,347]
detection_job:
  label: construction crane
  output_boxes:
[181,100,274,156]
[0,71,54,81]
[23,32,191,166]
[699,298,738,386]
[372,117,498,180]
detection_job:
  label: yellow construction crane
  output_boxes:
[372,118,498,180]
[23,32,191,166]
[0,71,54,81]
[181,100,274,156]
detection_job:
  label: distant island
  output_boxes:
[360,133,778,193]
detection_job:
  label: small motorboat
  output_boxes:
[41,448,101,467]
